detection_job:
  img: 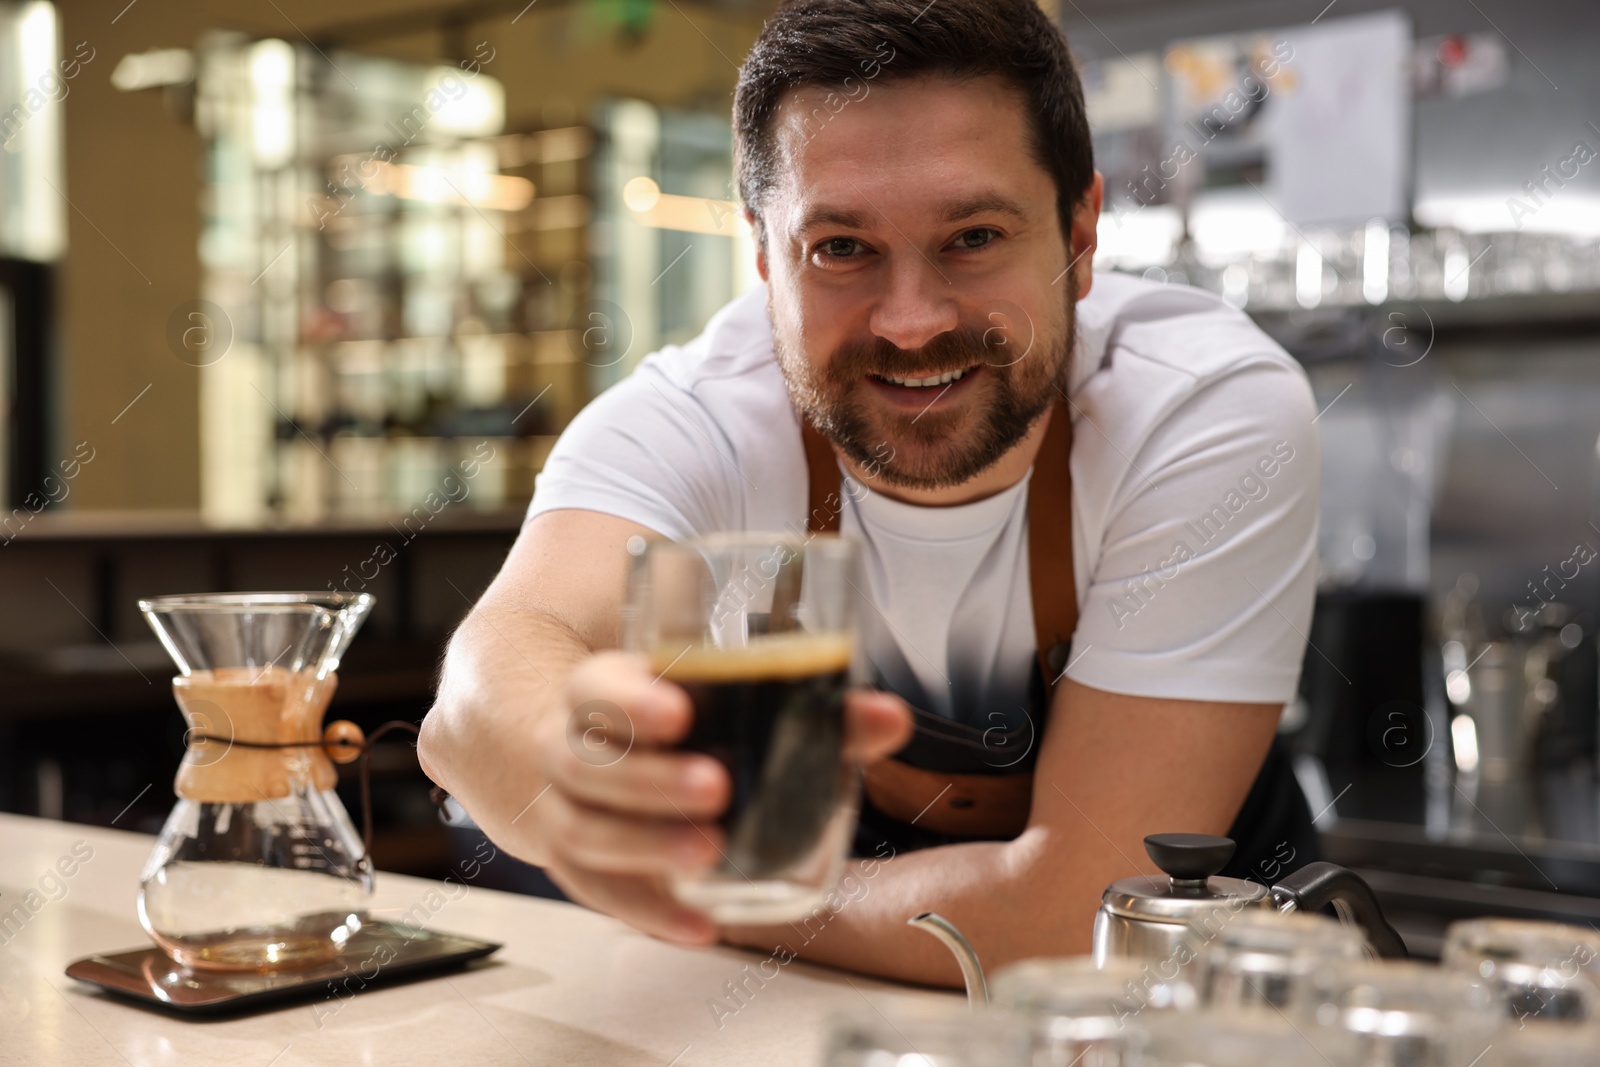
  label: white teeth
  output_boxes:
[883,366,971,388]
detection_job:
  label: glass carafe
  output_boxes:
[136,592,375,971]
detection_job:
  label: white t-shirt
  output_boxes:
[527,273,1319,729]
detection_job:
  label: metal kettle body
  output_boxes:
[1092,833,1408,965]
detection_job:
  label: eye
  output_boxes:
[951,227,999,251]
[815,236,867,260]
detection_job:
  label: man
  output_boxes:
[419,0,1319,988]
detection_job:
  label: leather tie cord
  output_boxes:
[186,720,442,864]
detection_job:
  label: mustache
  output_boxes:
[825,325,1001,384]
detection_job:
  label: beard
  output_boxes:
[773,277,1078,492]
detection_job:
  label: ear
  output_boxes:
[1067,171,1103,298]
[746,206,769,282]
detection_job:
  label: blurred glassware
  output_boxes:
[1306,959,1503,1067]
[1478,1022,1600,1066]
[1500,601,1595,842]
[993,955,1196,1016]
[991,956,1185,1067]
[1442,918,1600,1025]
[1142,1008,1361,1067]
[196,35,598,524]
[1458,641,1529,786]
[821,1002,1032,1067]
[1196,910,1367,1012]
[1439,573,1490,794]
[1147,208,1600,313]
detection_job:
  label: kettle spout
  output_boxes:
[906,912,989,1007]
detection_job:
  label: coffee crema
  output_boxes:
[649,630,853,682]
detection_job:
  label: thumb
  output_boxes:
[844,689,913,764]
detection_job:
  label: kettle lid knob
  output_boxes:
[1144,833,1235,882]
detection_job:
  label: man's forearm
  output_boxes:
[722,828,1105,988]
[418,602,590,863]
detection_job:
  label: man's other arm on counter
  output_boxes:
[721,682,1281,988]
[416,508,912,943]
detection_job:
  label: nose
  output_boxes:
[868,252,958,352]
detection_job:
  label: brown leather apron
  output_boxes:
[800,398,1076,839]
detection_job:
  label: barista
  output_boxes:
[419,0,1320,988]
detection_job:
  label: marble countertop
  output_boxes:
[0,813,955,1065]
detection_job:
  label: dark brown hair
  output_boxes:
[733,0,1094,244]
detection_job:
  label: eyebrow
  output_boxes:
[793,205,870,235]
[938,192,1029,223]
[791,191,1030,237]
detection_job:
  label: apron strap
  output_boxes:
[1025,398,1078,689]
[800,397,1077,839]
[801,414,846,534]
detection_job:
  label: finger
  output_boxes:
[844,688,914,764]
[566,652,694,748]
[545,864,717,945]
[543,790,724,875]
[553,744,730,820]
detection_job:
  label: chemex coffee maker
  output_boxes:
[137,592,378,971]
[911,832,1405,1006]
[65,591,501,1014]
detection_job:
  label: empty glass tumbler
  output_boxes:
[1442,918,1600,1025]
[1196,909,1367,1012]
[823,1003,1033,1067]
[1142,1009,1361,1067]
[992,956,1185,1066]
[1306,959,1503,1067]
[1478,1022,1600,1065]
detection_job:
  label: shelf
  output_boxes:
[0,638,448,723]
[2,507,529,543]
[1323,817,1600,896]
[1251,288,1600,336]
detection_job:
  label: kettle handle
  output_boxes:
[1271,861,1408,959]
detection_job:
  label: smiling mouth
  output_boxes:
[869,365,977,389]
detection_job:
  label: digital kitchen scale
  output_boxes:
[65,921,501,1017]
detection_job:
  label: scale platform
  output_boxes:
[65,921,501,1016]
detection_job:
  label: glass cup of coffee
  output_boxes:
[624,533,863,924]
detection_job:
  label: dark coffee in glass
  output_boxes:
[657,633,851,877]
[627,535,861,923]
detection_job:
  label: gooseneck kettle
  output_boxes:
[907,832,1408,1008]
[1092,832,1407,965]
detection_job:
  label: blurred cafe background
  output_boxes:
[2,0,1598,958]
